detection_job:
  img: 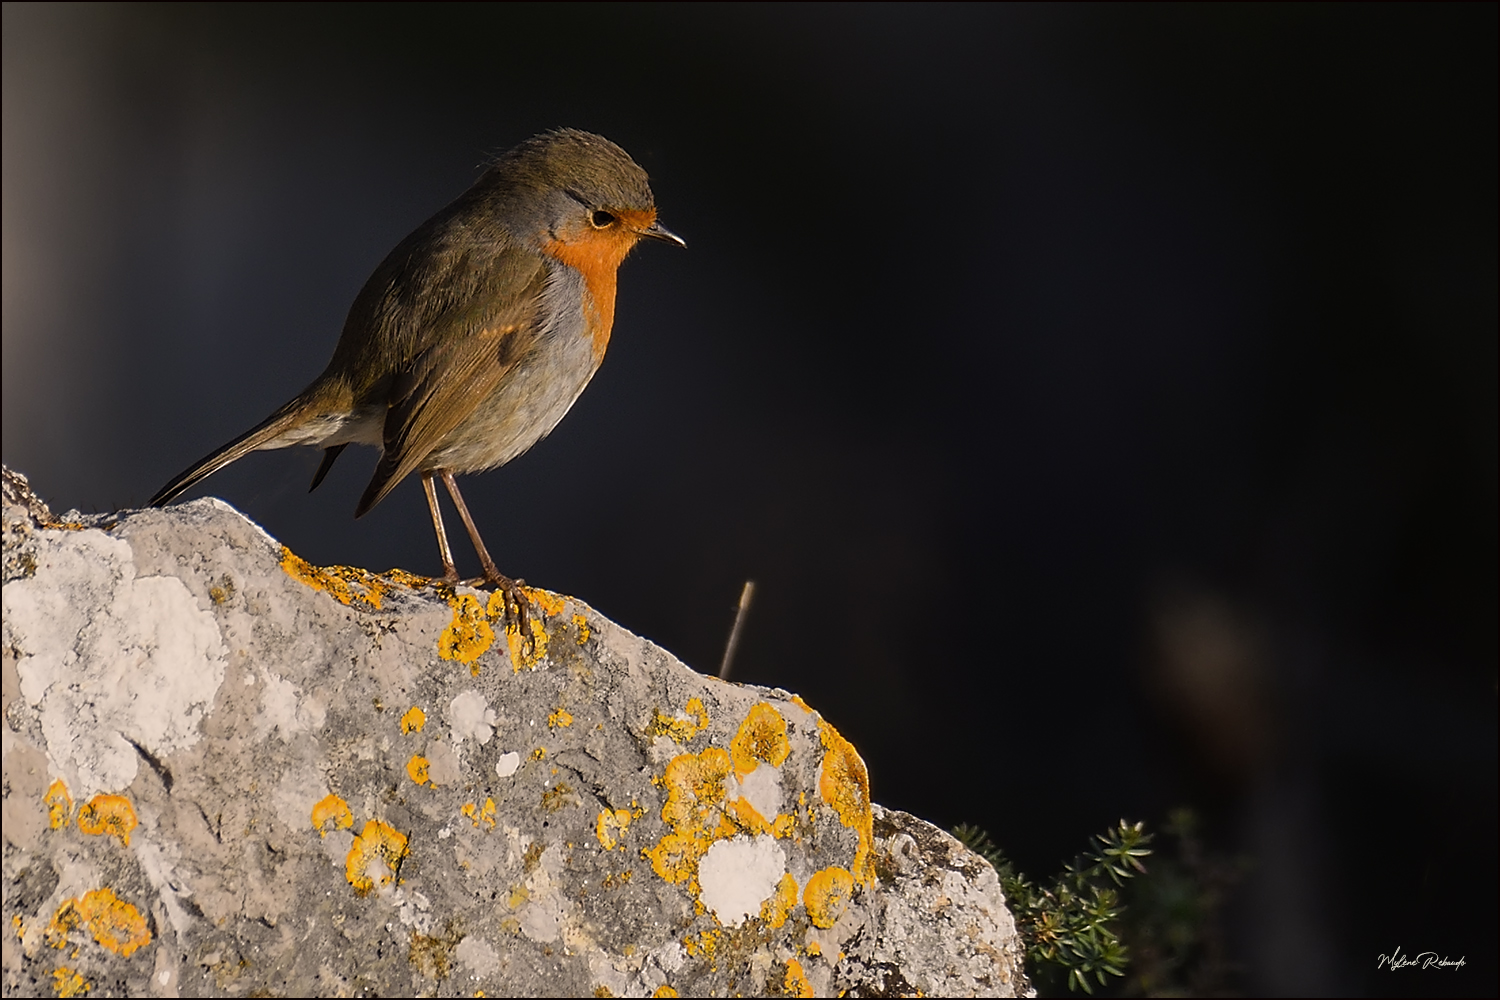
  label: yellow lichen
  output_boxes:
[727,795,764,831]
[279,547,389,608]
[346,819,408,896]
[803,866,855,929]
[406,755,431,785]
[384,568,427,588]
[76,795,136,846]
[595,808,632,851]
[439,592,495,669]
[642,705,807,901]
[815,715,875,886]
[52,967,90,997]
[461,798,497,829]
[682,928,721,963]
[651,987,678,999]
[541,783,576,812]
[645,826,709,888]
[783,958,815,998]
[44,779,72,829]
[643,748,738,887]
[647,697,709,743]
[530,747,546,761]
[572,613,592,644]
[658,749,734,832]
[531,588,567,616]
[727,794,797,839]
[208,577,234,604]
[760,872,800,929]
[704,703,797,837]
[47,888,151,957]
[312,794,354,837]
[548,708,574,729]
[409,927,460,980]
[730,702,791,778]
[400,706,426,734]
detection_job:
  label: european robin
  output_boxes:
[150,128,683,634]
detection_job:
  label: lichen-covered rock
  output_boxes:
[1,466,1029,997]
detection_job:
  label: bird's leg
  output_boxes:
[422,473,461,583]
[438,472,508,584]
[440,471,532,652]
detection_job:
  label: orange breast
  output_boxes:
[541,207,656,362]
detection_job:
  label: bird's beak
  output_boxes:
[638,221,686,247]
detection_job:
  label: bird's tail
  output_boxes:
[148,397,321,508]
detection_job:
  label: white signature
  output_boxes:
[1378,946,1466,971]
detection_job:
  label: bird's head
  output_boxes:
[487,129,684,266]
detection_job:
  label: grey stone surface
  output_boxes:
[1,466,1029,997]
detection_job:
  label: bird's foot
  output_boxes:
[470,572,533,658]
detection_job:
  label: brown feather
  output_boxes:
[354,249,549,516]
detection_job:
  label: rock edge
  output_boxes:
[2,466,1029,998]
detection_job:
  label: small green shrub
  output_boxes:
[954,820,1153,995]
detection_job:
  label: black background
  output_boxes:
[4,5,1495,995]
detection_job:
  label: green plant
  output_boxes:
[954,820,1153,995]
[1113,808,1244,997]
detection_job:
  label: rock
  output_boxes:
[1,466,1029,997]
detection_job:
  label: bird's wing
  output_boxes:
[354,247,551,516]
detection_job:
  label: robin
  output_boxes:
[150,128,684,636]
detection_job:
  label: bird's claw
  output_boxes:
[447,569,535,659]
[491,574,534,659]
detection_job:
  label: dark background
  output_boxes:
[4,4,1495,995]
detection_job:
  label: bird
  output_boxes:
[150,128,683,635]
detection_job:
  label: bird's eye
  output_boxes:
[589,210,617,229]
